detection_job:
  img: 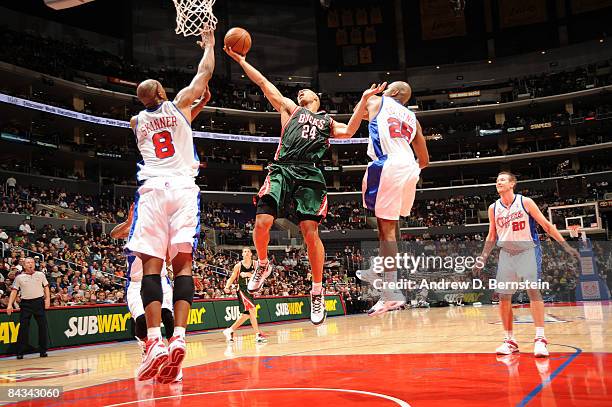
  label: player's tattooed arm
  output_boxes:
[223,46,296,121]
[174,31,216,117]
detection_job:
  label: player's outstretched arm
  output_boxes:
[224,46,296,118]
[174,31,216,120]
[333,82,386,139]
[412,121,429,169]
[523,197,580,258]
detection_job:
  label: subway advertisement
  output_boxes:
[0,295,345,355]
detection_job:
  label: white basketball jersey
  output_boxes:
[367,96,418,162]
[134,101,199,182]
[494,194,539,248]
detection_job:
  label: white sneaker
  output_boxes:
[223,327,234,343]
[248,261,273,293]
[136,337,168,381]
[367,299,406,316]
[534,337,549,358]
[356,258,382,284]
[310,290,327,325]
[157,336,186,384]
[495,339,520,355]
[255,333,267,343]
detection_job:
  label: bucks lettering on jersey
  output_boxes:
[274,107,333,163]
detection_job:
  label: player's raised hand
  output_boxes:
[197,30,215,49]
[224,46,245,64]
[361,82,387,101]
[197,85,211,106]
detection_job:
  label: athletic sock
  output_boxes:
[535,327,545,338]
[312,282,323,295]
[505,331,514,341]
[147,327,162,341]
[174,327,186,339]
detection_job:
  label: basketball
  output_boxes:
[224,27,252,56]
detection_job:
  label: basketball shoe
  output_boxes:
[136,337,168,381]
[534,337,549,358]
[248,260,273,293]
[355,257,383,284]
[310,289,327,325]
[223,327,234,343]
[367,298,406,316]
[157,336,187,384]
[255,333,267,343]
[496,339,520,355]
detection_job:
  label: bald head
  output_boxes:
[384,81,412,105]
[136,79,167,108]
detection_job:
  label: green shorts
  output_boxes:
[256,163,328,222]
[238,289,256,314]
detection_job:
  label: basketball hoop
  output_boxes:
[172,0,218,38]
[568,225,581,238]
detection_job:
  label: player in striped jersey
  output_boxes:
[477,171,579,357]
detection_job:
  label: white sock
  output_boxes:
[311,282,323,295]
[535,327,545,338]
[174,327,186,338]
[147,327,162,341]
[505,331,514,340]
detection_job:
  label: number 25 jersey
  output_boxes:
[368,96,417,164]
[134,101,199,182]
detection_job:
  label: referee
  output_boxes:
[7,257,50,359]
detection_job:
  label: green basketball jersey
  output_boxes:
[274,107,333,163]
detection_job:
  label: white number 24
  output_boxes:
[300,125,317,140]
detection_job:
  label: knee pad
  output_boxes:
[141,274,163,309]
[173,275,194,305]
[135,315,147,341]
[161,308,175,339]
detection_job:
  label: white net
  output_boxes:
[173,0,218,37]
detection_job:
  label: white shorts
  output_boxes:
[495,246,542,294]
[127,277,173,319]
[362,156,420,220]
[125,177,200,261]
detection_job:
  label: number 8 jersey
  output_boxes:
[494,194,540,249]
[134,101,199,182]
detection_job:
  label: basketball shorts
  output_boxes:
[127,276,173,319]
[256,163,328,222]
[126,176,200,261]
[495,246,543,295]
[238,289,256,314]
[362,155,420,220]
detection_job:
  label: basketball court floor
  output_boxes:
[1,303,610,406]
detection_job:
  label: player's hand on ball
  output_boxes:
[361,82,387,101]
[224,46,245,64]
[197,31,215,49]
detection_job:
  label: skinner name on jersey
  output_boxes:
[137,115,178,138]
[297,113,326,129]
